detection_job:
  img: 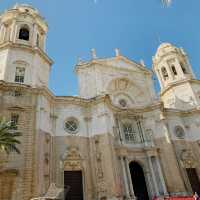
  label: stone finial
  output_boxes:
[115,48,120,57]
[13,3,19,9]
[91,48,97,59]
[77,57,82,64]
[180,47,187,56]
[140,59,145,66]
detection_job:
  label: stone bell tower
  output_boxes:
[0,4,52,87]
[153,43,200,109]
[0,5,53,200]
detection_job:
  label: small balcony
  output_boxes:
[113,126,155,149]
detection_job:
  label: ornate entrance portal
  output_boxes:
[129,162,149,200]
[186,168,200,195]
[64,171,83,200]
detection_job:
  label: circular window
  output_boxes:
[119,99,127,108]
[174,126,185,139]
[64,118,79,134]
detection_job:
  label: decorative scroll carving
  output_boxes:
[180,149,196,168]
[61,146,83,171]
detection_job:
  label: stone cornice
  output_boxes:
[0,42,53,65]
[0,81,163,112]
[1,4,48,32]
[105,95,163,114]
[0,80,32,90]
[115,145,159,156]
[163,107,200,117]
[160,78,198,96]
[75,56,152,75]
[2,81,200,115]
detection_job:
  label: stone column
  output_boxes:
[157,69,164,88]
[174,58,185,77]
[13,23,18,43]
[124,157,135,199]
[43,35,47,51]
[120,156,131,199]
[165,64,173,81]
[0,23,3,42]
[10,19,16,42]
[155,157,168,195]
[147,156,160,196]
[32,23,37,47]
[2,24,6,42]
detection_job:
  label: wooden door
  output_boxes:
[186,168,200,195]
[64,171,83,200]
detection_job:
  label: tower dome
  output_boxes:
[153,42,194,91]
[0,4,52,87]
[157,42,174,50]
[0,4,48,49]
[154,43,178,63]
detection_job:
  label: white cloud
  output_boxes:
[162,0,172,6]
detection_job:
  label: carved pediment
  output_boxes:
[99,56,151,74]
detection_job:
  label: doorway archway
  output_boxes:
[186,168,200,195]
[64,170,83,200]
[129,161,149,200]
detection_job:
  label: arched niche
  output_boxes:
[15,23,33,45]
[18,25,30,41]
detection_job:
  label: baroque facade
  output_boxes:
[0,4,200,200]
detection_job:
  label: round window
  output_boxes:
[119,99,127,107]
[64,118,79,134]
[174,126,185,139]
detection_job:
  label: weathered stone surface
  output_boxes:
[0,4,200,200]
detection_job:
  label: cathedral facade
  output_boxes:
[0,4,200,200]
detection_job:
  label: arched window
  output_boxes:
[180,62,187,74]
[161,67,169,80]
[171,65,177,76]
[19,26,29,41]
[174,126,185,139]
[36,33,40,47]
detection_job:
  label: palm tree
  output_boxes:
[0,118,22,154]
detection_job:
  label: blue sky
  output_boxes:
[0,0,200,96]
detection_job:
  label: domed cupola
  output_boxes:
[153,43,194,91]
[0,4,52,87]
[0,4,48,50]
[154,43,178,62]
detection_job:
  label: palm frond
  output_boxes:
[0,118,22,154]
